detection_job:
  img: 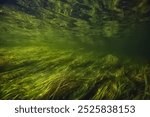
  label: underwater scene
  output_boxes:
[0,0,150,100]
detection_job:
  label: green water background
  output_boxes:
[0,0,150,99]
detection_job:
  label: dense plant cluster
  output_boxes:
[0,0,150,99]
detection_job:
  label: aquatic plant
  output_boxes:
[0,0,150,100]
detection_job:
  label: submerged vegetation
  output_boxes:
[0,0,150,99]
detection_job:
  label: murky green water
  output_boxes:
[0,1,150,99]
